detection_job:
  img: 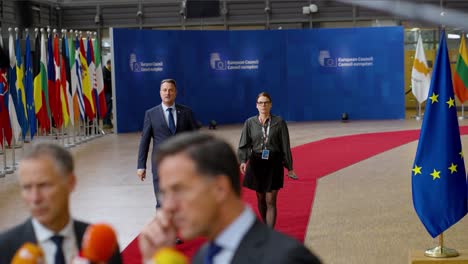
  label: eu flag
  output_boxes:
[412,30,468,238]
[25,33,36,139]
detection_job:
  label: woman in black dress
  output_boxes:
[238,92,298,228]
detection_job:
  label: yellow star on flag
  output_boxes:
[430,169,441,180]
[412,165,422,175]
[429,92,439,104]
[448,163,457,174]
[446,97,455,108]
[460,151,464,159]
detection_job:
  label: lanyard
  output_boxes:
[261,118,270,150]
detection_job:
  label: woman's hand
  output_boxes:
[287,170,298,180]
[240,163,247,175]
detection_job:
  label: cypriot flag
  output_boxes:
[411,34,431,103]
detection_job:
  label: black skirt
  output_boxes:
[243,152,284,192]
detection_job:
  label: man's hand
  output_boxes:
[137,169,146,181]
[139,211,178,261]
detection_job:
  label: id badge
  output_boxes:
[261,149,270,160]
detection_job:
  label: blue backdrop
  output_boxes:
[112,27,404,133]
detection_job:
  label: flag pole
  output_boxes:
[0,134,5,178]
[424,232,459,258]
[0,138,7,178]
[10,136,17,171]
[416,102,422,120]
[2,129,13,174]
[459,104,465,120]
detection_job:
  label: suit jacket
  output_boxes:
[0,218,122,264]
[137,103,197,175]
[192,220,321,264]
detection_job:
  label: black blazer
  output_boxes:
[137,103,197,174]
[0,219,122,264]
[193,220,321,264]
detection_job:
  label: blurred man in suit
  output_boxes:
[138,132,321,264]
[103,59,113,129]
[0,143,121,263]
[137,79,198,208]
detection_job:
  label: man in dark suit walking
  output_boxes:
[0,143,121,263]
[138,132,321,264]
[137,79,197,209]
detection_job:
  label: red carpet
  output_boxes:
[122,127,468,263]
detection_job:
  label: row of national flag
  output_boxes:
[411,30,468,239]
[0,29,107,146]
[411,32,468,105]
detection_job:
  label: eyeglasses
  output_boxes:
[257,101,271,105]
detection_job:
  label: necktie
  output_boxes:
[50,235,66,264]
[203,242,222,264]
[167,108,176,134]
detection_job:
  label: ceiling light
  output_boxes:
[448,33,460,39]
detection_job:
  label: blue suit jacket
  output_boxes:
[192,220,321,264]
[0,219,122,263]
[137,103,197,175]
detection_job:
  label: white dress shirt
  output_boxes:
[162,103,177,128]
[32,218,79,264]
[211,205,256,264]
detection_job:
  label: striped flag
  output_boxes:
[60,34,71,127]
[52,33,64,128]
[71,36,85,122]
[7,32,20,142]
[87,37,98,117]
[94,37,107,119]
[0,68,12,147]
[411,33,431,103]
[34,30,51,132]
[79,37,95,120]
[0,34,12,146]
[7,31,16,107]
[453,34,468,103]
[47,33,60,128]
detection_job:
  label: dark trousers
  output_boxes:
[152,170,161,208]
[103,93,113,125]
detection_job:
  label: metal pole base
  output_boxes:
[425,246,459,258]
[3,167,14,174]
[65,143,76,148]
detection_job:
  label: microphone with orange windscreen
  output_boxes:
[11,242,45,264]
